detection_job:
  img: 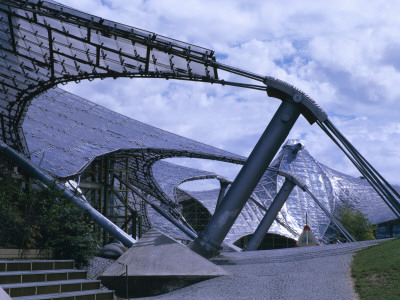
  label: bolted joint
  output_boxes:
[293,93,302,103]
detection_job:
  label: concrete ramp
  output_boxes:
[99,229,229,297]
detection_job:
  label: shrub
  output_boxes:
[37,194,98,268]
[337,206,376,241]
[0,171,97,267]
[0,173,32,248]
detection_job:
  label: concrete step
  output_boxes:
[11,289,115,300]
[0,269,87,284]
[0,259,114,300]
[0,260,74,272]
[1,279,101,297]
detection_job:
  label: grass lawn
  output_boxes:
[352,238,400,300]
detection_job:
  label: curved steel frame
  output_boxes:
[1,0,399,253]
[172,172,299,238]
[0,0,325,154]
[172,166,355,250]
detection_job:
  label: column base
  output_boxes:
[188,234,222,258]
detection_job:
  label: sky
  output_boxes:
[55,0,400,186]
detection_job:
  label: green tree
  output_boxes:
[337,206,376,241]
[0,171,98,267]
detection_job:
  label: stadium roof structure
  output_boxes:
[23,89,398,245]
[0,0,328,155]
[0,0,219,154]
[24,87,244,209]
[167,140,399,244]
[24,88,243,178]
[2,0,400,253]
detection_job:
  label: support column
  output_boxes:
[216,180,230,208]
[189,101,300,258]
[113,173,198,240]
[103,157,110,243]
[243,179,295,251]
[0,140,136,247]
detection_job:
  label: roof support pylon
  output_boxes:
[243,179,296,251]
[0,140,136,247]
[189,100,301,258]
[216,180,230,208]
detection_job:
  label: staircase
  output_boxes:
[0,260,114,300]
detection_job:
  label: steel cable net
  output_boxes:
[260,141,398,242]
[21,87,400,244]
[167,140,399,244]
[0,0,218,153]
[23,87,243,238]
[19,89,291,242]
[2,0,399,245]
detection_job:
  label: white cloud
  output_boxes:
[57,0,400,184]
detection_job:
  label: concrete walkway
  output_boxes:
[137,240,380,300]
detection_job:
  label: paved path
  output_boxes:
[140,240,380,300]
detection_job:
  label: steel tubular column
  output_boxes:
[216,181,230,208]
[112,173,198,240]
[189,101,301,257]
[243,179,296,251]
[0,140,136,247]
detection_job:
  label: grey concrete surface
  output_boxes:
[137,240,380,300]
[100,229,229,297]
[101,229,229,277]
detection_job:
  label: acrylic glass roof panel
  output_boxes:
[258,142,341,241]
[171,140,399,244]
[21,87,398,243]
[150,158,295,243]
[0,0,218,151]
[145,200,189,242]
[151,139,398,244]
[23,87,240,177]
[263,140,398,241]
[270,143,334,240]
[152,160,217,200]
[142,160,219,241]
[178,187,295,244]
[323,166,399,224]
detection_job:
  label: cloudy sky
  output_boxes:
[55,0,400,186]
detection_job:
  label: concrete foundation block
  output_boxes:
[99,229,229,297]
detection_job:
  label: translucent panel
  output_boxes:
[122,56,141,70]
[0,34,13,52]
[150,49,170,71]
[22,87,399,244]
[190,61,210,77]
[37,15,64,32]
[0,1,217,158]
[96,33,119,49]
[24,87,238,177]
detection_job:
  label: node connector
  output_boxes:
[264,76,328,124]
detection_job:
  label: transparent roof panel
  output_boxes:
[0,0,218,152]
[21,86,400,244]
[23,87,241,177]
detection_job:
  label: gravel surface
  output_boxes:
[82,256,115,279]
[135,240,381,300]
